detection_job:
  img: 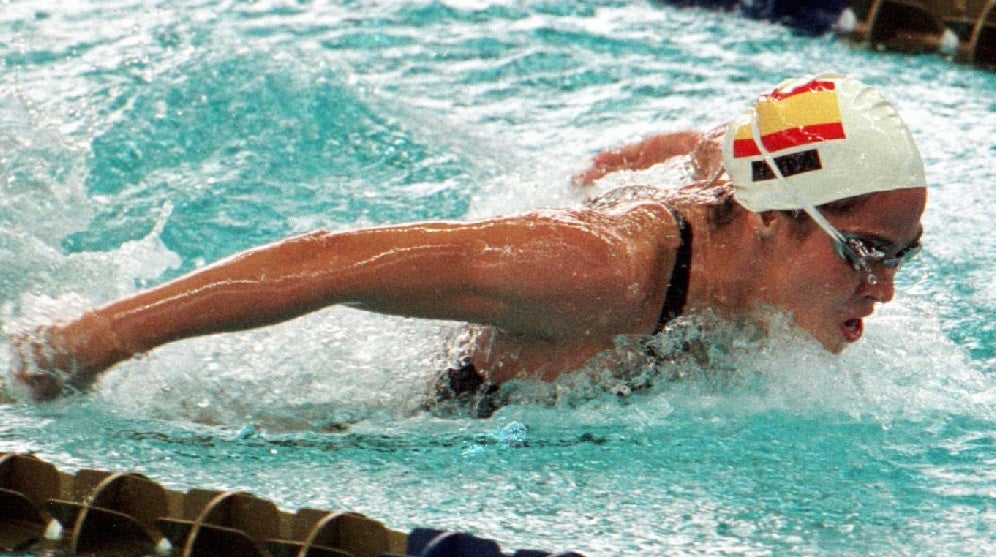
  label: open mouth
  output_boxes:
[841,318,864,342]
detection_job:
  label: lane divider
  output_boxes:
[0,452,585,557]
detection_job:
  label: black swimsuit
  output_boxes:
[433,206,694,417]
[654,208,693,333]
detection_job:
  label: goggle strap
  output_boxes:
[745,118,847,240]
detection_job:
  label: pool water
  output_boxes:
[1,1,995,555]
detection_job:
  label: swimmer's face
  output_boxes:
[761,188,927,353]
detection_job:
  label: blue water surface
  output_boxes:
[1,1,995,555]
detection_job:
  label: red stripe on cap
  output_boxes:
[765,79,837,101]
[732,122,845,159]
[761,122,845,152]
[733,137,761,158]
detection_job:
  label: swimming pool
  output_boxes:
[1,0,994,555]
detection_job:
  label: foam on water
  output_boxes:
[6,288,976,434]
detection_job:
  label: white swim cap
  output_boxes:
[722,73,926,212]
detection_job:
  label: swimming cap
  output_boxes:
[721,73,926,212]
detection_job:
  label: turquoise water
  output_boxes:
[1,1,995,555]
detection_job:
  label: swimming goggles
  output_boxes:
[833,231,921,274]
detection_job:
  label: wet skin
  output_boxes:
[746,187,927,354]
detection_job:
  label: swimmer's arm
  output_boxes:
[573,130,702,185]
[340,205,673,338]
[573,125,726,185]
[12,204,672,399]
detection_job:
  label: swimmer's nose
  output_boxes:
[860,268,896,303]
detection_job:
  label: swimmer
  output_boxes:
[9,73,927,408]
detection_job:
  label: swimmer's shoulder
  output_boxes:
[586,184,659,206]
[584,187,683,230]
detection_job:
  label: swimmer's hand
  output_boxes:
[8,324,118,402]
[9,331,80,401]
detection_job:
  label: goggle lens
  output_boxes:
[836,233,921,273]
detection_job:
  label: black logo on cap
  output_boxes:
[751,148,823,182]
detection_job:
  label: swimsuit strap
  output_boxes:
[654,208,692,334]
